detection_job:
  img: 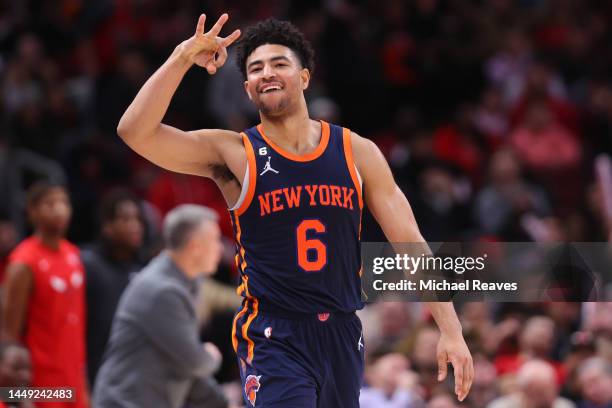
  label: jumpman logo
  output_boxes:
[358,332,364,351]
[260,156,279,176]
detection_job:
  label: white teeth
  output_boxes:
[262,85,282,93]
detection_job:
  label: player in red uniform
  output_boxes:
[2,183,88,408]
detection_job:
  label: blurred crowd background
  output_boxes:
[1,0,612,407]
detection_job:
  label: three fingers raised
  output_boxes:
[195,13,234,39]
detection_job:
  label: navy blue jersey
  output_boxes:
[230,121,363,320]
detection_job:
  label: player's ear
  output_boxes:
[301,68,310,90]
[244,80,253,101]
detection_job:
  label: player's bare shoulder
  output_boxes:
[348,130,382,178]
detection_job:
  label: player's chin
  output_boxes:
[258,99,289,116]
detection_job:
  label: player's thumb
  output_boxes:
[437,352,448,381]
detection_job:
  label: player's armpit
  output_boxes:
[1,263,33,342]
[350,132,424,243]
[125,125,244,178]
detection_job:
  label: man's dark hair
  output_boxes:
[236,18,315,78]
[98,189,141,225]
[26,181,66,208]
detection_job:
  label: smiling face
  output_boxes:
[244,44,310,117]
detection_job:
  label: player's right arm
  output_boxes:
[116,14,241,177]
[1,263,33,342]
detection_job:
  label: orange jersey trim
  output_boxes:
[256,120,330,162]
[232,299,249,353]
[236,282,245,296]
[342,127,364,210]
[242,297,259,364]
[236,133,257,216]
[233,213,247,271]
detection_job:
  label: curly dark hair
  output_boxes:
[236,18,315,79]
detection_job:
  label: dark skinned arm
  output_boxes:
[1,263,33,342]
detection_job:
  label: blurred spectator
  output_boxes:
[488,360,575,408]
[486,28,532,102]
[93,204,228,408]
[510,99,581,172]
[466,352,499,407]
[509,62,578,132]
[472,87,510,147]
[359,301,415,353]
[1,182,88,407]
[583,303,612,362]
[460,302,521,355]
[511,97,583,211]
[495,315,565,385]
[2,34,44,115]
[576,357,612,408]
[0,342,32,408]
[82,189,145,385]
[360,351,424,408]
[426,393,459,408]
[395,324,442,399]
[409,162,472,241]
[474,148,551,237]
[432,105,487,183]
[563,331,597,402]
[545,302,582,360]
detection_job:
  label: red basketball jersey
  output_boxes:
[9,236,88,408]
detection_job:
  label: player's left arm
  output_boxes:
[351,132,473,401]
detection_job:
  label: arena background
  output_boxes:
[1,0,612,407]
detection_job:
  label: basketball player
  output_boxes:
[116,14,473,407]
[2,183,88,408]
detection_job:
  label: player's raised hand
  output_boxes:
[436,332,474,402]
[178,13,241,74]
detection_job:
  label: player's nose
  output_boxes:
[262,63,275,78]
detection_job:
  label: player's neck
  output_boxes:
[260,109,319,154]
[35,231,62,251]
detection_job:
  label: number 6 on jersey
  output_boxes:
[296,220,327,272]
